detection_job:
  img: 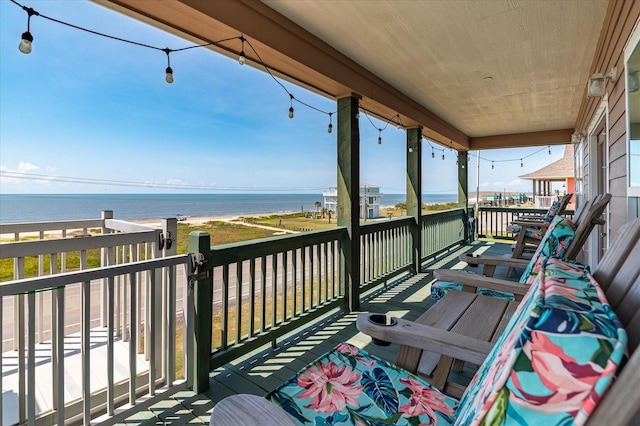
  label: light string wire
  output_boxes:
[0,170,328,191]
[11,0,556,164]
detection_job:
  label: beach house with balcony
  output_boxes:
[519,144,576,210]
[323,184,383,219]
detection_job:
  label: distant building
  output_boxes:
[323,184,383,219]
[519,145,575,209]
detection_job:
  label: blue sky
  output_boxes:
[0,1,567,195]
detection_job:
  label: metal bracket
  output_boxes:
[158,231,173,250]
[187,253,209,291]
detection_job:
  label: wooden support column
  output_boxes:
[458,151,469,242]
[187,231,212,393]
[406,127,422,273]
[337,96,361,311]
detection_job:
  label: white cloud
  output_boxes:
[18,161,40,171]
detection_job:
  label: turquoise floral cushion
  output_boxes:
[543,199,563,223]
[454,257,627,425]
[268,257,625,425]
[506,223,544,239]
[267,343,459,425]
[431,215,575,301]
[506,200,562,238]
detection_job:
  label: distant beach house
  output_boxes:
[323,184,383,219]
[519,145,575,209]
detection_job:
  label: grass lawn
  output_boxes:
[242,212,337,232]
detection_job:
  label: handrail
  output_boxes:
[0,230,159,259]
[0,253,193,425]
[0,254,189,295]
[0,218,106,234]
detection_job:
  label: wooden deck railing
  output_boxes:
[199,209,470,375]
[359,217,413,291]
[476,207,574,239]
[0,208,470,423]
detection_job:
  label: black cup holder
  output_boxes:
[468,254,479,268]
[368,314,397,346]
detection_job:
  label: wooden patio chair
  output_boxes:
[430,193,611,302]
[212,219,640,425]
[512,192,573,223]
[507,192,579,266]
[457,193,609,280]
[357,218,640,419]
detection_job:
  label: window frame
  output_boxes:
[625,21,640,196]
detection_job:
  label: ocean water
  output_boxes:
[0,193,458,224]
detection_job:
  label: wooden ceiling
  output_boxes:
[98,0,609,151]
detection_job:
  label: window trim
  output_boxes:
[625,20,640,196]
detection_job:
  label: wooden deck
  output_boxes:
[110,239,517,425]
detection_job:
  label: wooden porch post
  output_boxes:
[337,95,361,311]
[188,231,212,393]
[457,151,469,242]
[406,127,422,273]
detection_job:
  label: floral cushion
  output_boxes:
[506,223,544,239]
[543,199,563,222]
[266,342,459,425]
[268,257,626,425]
[431,215,575,301]
[506,200,563,239]
[454,256,627,425]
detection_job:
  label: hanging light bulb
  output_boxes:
[492,161,495,170]
[378,129,382,144]
[327,113,333,133]
[163,48,174,84]
[408,147,414,153]
[165,66,174,84]
[442,153,445,160]
[520,159,523,167]
[19,31,33,54]
[355,112,360,120]
[238,35,246,65]
[431,148,435,159]
[548,145,551,155]
[288,94,294,119]
[18,7,38,54]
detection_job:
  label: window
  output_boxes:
[626,23,640,195]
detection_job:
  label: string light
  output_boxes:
[288,94,294,119]
[520,158,523,167]
[408,146,414,153]
[7,0,572,161]
[18,5,38,54]
[163,48,174,84]
[238,35,246,65]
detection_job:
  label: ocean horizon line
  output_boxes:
[0,193,461,224]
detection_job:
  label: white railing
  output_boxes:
[0,212,195,425]
[0,255,194,425]
[534,195,556,209]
